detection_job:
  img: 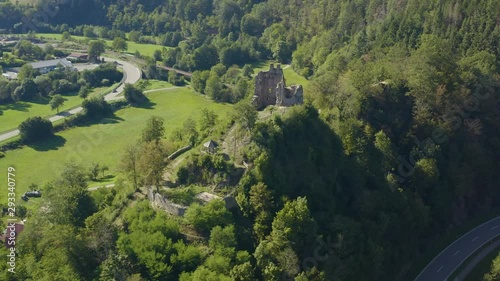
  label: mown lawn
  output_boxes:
[0,85,116,134]
[0,87,233,204]
[0,93,82,133]
[36,33,168,57]
[140,80,176,91]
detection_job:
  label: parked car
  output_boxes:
[24,190,42,198]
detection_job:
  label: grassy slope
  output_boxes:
[36,33,167,57]
[0,85,116,134]
[0,94,82,133]
[0,87,232,204]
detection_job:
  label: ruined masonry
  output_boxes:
[147,187,237,217]
[252,64,304,110]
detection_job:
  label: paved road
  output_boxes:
[88,183,115,191]
[0,57,141,142]
[103,57,142,101]
[415,216,500,281]
[144,87,179,93]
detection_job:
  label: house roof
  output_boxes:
[29,58,72,69]
[203,140,218,148]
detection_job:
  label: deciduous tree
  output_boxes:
[142,116,165,143]
[112,37,128,52]
[138,141,168,190]
[88,40,106,62]
[199,108,218,131]
[232,101,257,130]
[49,94,66,113]
[19,116,53,143]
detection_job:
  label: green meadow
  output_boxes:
[0,94,82,133]
[0,84,117,134]
[0,87,232,204]
[36,33,168,57]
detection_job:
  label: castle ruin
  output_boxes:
[252,64,303,110]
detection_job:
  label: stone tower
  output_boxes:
[252,64,303,110]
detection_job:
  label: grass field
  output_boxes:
[141,80,175,91]
[0,87,233,205]
[0,93,82,133]
[36,33,168,57]
[0,85,117,134]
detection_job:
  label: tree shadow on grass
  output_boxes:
[29,96,50,105]
[73,113,125,129]
[0,102,32,112]
[93,174,115,183]
[135,100,157,109]
[101,115,125,124]
[27,134,66,151]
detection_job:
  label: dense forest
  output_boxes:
[0,0,499,280]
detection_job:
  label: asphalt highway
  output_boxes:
[414,216,500,281]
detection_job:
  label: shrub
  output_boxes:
[123,84,148,104]
[82,96,111,118]
[19,116,54,144]
[82,63,122,87]
[184,200,232,234]
[177,154,234,185]
[168,70,185,86]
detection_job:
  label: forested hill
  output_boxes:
[0,0,499,280]
[1,0,499,74]
[1,0,499,63]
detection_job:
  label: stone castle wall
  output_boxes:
[253,64,284,109]
[276,84,304,107]
[253,64,303,110]
[146,187,238,217]
[147,187,187,216]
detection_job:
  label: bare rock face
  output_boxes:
[252,64,303,110]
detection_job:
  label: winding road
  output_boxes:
[414,216,500,281]
[0,57,141,142]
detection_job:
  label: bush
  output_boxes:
[19,116,54,144]
[184,200,232,234]
[168,70,185,86]
[177,154,234,185]
[82,63,122,87]
[0,152,5,158]
[82,96,111,118]
[123,84,148,104]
